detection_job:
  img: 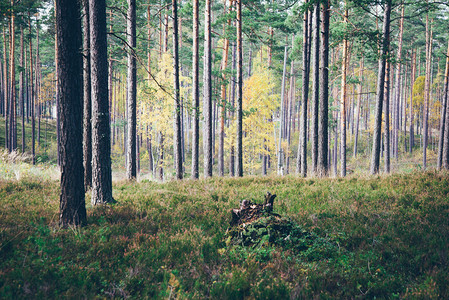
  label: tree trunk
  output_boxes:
[370,1,391,175]
[9,5,16,152]
[203,0,213,177]
[229,43,236,176]
[172,0,183,180]
[236,0,243,177]
[353,57,363,158]
[384,60,391,173]
[20,26,25,153]
[218,0,232,177]
[311,2,320,174]
[56,0,87,227]
[340,7,348,177]
[410,50,416,152]
[422,15,432,170]
[277,45,288,175]
[438,40,449,169]
[393,4,404,159]
[297,1,310,177]
[90,0,114,205]
[317,0,329,177]
[191,0,200,179]
[82,0,92,190]
[28,15,36,164]
[126,0,137,180]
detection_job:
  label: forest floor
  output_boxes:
[1,165,449,298]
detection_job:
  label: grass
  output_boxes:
[1,171,449,298]
[0,116,448,298]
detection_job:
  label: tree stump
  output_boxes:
[229,191,278,227]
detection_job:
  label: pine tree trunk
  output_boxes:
[438,40,449,169]
[340,7,349,177]
[393,5,404,159]
[317,0,329,177]
[126,0,137,180]
[82,0,92,190]
[297,1,309,177]
[218,0,231,177]
[56,0,87,227]
[277,45,288,175]
[370,1,391,175]
[353,58,363,158]
[28,15,36,164]
[229,42,236,176]
[384,61,391,173]
[20,26,25,153]
[236,0,243,177]
[172,0,183,180]
[311,2,320,174]
[410,50,416,152]
[203,0,213,177]
[191,0,200,179]
[90,0,114,205]
[9,7,16,152]
[422,15,432,170]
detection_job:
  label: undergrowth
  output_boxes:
[1,171,449,298]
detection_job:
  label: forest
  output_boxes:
[1,0,449,298]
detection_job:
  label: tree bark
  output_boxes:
[317,0,329,177]
[9,3,16,152]
[203,0,213,177]
[191,0,200,179]
[56,0,87,227]
[90,0,114,205]
[236,0,243,177]
[126,0,137,180]
[353,58,363,158]
[370,1,391,175]
[172,0,183,180]
[384,60,391,173]
[393,4,404,159]
[340,7,349,177]
[410,50,416,153]
[20,26,25,153]
[438,40,449,169]
[297,1,310,177]
[311,2,320,174]
[28,15,36,164]
[82,0,92,190]
[423,14,432,170]
[218,0,232,177]
[277,45,288,175]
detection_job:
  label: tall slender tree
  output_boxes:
[90,0,114,205]
[20,26,25,153]
[340,6,348,177]
[191,0,200,179]
[311,1,320,174]
[384,60,390,173]
[82,0,92,190]
[236,0,243,177]
[317,0,330,177]
[126,0,137,180]
[438,40,449,169]
[297,1,310,177]
[422,14,432,170]
[56,0,87,227]
[370,0,391,175]
[203,0,213,177]
[172,0,183,180]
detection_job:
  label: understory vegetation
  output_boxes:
[1,170,448,298]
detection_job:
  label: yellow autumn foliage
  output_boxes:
[226,62,279,174]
